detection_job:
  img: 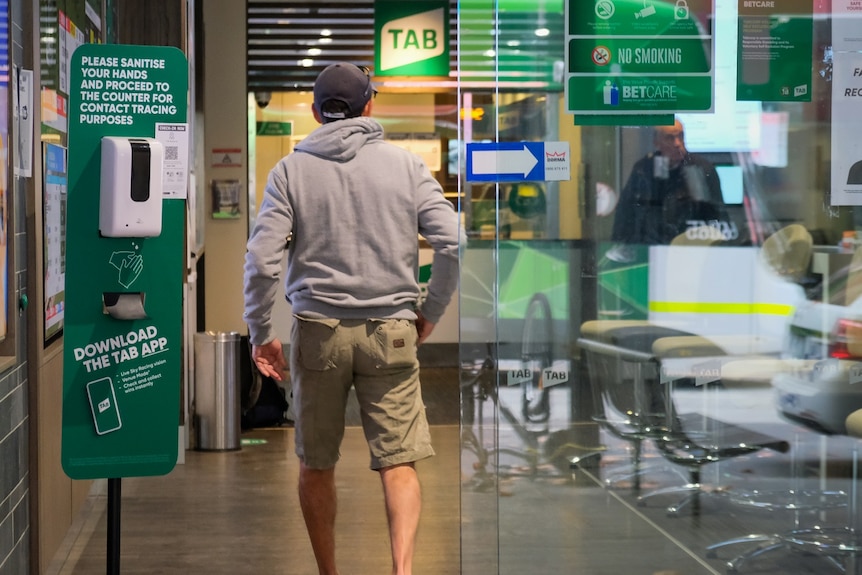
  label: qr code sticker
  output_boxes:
[165,146,179,161]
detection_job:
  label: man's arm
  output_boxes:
[252,338,287,381]
[612,157,652,243]
[704,161,726,206]
[414,163,461,327]
[414,310,434,345]
[243,165,293,347]
[697,156,734,228]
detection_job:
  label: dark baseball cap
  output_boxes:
[313,62,376,120]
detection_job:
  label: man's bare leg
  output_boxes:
[379,462,422,575]
[298,462,340,575]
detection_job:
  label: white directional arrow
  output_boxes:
[471,146,539,177]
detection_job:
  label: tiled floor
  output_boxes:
[46,369,862,575]
[48,425,461,575]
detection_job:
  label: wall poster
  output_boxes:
[831,1,862,206]
[211,179,241,219]
[737,0,813,102]
[44,143,67,344]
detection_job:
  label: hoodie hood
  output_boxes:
[243,111,460,345]
[295,116,384,163]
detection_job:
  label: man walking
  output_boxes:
[243,62,460,575]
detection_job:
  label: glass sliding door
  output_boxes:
[461,1,862,574]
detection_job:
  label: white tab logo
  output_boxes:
[507,369,533,386]
[380,8,445,72]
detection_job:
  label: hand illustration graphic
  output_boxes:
[109,251,145,288]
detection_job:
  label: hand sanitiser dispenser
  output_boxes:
[100,137,165,237]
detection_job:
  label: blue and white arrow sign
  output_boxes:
[466,141,570,182]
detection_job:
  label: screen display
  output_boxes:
[678,0,762,153]
[715,165,744,205]
[44,143,67,345]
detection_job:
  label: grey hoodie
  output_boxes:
[243,116,460,346]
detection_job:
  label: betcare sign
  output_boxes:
[374,0,449,77]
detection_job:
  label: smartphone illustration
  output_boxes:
[86,377,122,435]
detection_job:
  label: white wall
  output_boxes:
[202,0,248,333]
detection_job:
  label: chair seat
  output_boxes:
[579,319,655,342]
[651,335,726,358]
[655,413,790,463]
[846,408,862,438]
[578,322,792,516]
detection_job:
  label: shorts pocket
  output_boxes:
[294,315,340,371]
[371,319,417,369]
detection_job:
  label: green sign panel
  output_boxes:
[597,243,649,319]
[459,0,565,90]
[256,121,293,136]
[566,0,715,115]
[374,0,449,77]
[569,75,713,112]
[62,44,188,480]
[574,114,674,126]
[568,38,710,74]
[241,438,268,446]
[569,0,708,35]
[736,0,812,102]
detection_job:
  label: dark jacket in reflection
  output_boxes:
[612,152,729,245]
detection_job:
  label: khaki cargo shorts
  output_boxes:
[289,316,434,470]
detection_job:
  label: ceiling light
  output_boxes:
[535,28,550,37]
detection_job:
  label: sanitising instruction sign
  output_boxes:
[61,44,188,480]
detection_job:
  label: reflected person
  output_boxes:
[611,119,732,246]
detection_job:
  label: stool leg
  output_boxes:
[849,444,860,575]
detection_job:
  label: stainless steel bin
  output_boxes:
[194,331,241,451]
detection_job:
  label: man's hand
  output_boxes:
[252,338,287,381]
[415,311,436,345]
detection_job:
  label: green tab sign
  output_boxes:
[566,0,715,115]
[62,44,188,480]
[374,0,449,77]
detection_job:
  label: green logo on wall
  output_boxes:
[374,0,449,77]
[256,121,293,136]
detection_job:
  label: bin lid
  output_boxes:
[195,331,240,343]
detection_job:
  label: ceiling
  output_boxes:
[248,1,388,92]
[247,0,564,94]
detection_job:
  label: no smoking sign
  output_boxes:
[591,45,611,66]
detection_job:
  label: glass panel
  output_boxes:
[0,0,8,346]
[461,0,862,573]
[39,0,106,349]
